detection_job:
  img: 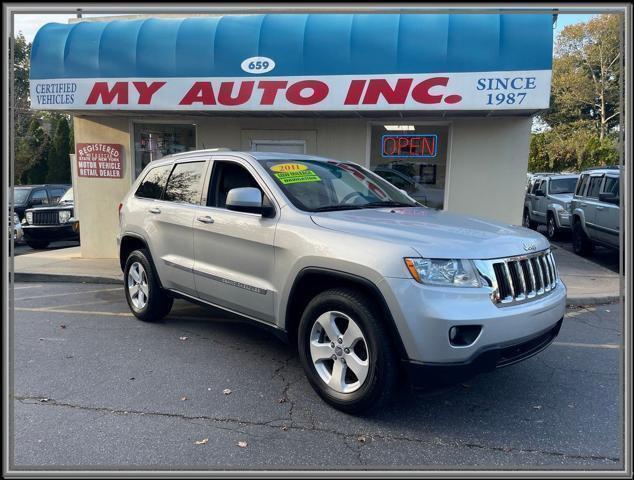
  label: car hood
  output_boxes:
[310,207,550,259]
[549,193,573,203]
[25,203,74,212]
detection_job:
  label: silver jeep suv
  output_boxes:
[571,167,621,256]
[118,151,566,412]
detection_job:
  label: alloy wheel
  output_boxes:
[309,311,370,394]
[548,217,556,238]
[128,261,149,310]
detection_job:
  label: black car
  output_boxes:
[22,187,79,249]
[13,184,70,221]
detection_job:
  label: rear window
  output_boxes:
[163,161,205,204]
[602,176,619,196]
[136,165,172,199]
[13,188,30,204]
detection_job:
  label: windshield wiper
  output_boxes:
[362,201,417,208]
[312,205,366,212]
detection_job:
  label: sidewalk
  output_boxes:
[12,245,621,305]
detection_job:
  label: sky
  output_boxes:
[14,12,598,44]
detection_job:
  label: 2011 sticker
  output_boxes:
[274,170,321,185]
[270,163,308,172]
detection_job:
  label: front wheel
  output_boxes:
[297,288,399,414]
[523,209,537,230]
[546,214,559,240]
[124,249,173,321]
[572,221,594,257]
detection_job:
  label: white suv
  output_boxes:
[118,151,566,413]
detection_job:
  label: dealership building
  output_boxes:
[30,12,554,258]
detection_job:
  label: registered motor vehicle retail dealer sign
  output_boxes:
[76,143,123,178]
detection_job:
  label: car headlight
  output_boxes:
[58,210,71,223]
[13,213,19,224]
[25,211,32,224]
[404,258,481,287]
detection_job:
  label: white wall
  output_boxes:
[73,114,530,258]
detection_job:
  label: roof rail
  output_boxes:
[169,148,233,158]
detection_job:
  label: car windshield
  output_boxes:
[59,188,73,203]
[13,188,30,204]
[261,159,419,212]
[549,178,578,194]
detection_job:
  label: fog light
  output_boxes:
[449,325,482,347]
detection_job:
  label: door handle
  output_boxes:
[196,215,214,224]
[148,207,161,214]
[580,203,587,207]
[596,206,604,211]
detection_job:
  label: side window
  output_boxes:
[586,176,603,199]
[163,161,206,204]
[531,180,542,194]
[49,188,67,203]
[136,165,173,199]
[538,180,547,194]
[207,161,262,208]
[576,175,589,196]
[30,189,49,206]
[602,176,619,196]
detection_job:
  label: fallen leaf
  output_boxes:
[179,336,188,341]
[194,438,208,445]
[39,398,49,403]
[237,441,248,448]
[59,325,66,329]
[605,309,611,313]
[181,396,188,401]
[223,389,232,395]
[129,377,135,381]
[357,435,367,444]
[279,397,287,403]
[281,426,288,431]
[532,405,542,410]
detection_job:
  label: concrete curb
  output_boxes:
[13,272,123,285]
[13,272,620,305]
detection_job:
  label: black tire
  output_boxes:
[297,287,399,414]
[25,240,49,249]
[572,221,594,256]
[523,209,537,230]
[546,213,559,240]
[123,248,173,321]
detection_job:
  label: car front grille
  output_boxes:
[474,250,558,307]
[32,211,59,225]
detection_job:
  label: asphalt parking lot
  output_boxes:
[11,282,622,470]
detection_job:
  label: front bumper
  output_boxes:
[404,318,563,387]
[22,222,80,242]
[380,276,567,364]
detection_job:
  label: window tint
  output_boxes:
[208,161,261,208]
[602,176,619,196]
[586,176,603,199]
[164,161,205,204]
[50,188,67,203]
[30,189,48,205]
[136,165,173,199]
[576,175,589,196]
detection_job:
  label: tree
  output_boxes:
[544,14,621,140]
[21,119,52,184]
[46,116,71,183]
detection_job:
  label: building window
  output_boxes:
[369,125,449,209]
[133,123,196,178]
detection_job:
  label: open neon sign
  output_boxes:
[381,134,438,158]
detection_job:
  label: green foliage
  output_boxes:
[46,116,72,183]
[530,14,622,171]
[20,118,52,184]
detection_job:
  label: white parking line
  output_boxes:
[552,341,620,349]
[14,287,123,301]
[12,284,45,290]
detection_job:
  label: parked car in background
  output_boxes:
[12,184,70,221]
[570,167,620,256]
[523,173,579,240]
[22,187,79,249]
[118,150,565,413]
[10,212,23,244]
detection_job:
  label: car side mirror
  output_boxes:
[599,192,619,205]
[226,187,275,217]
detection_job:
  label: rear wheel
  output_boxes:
[572,221,594,256]
[297,287,399,414]
[25,240,49,249]
[124,249,173,321]
[523,209,537,230]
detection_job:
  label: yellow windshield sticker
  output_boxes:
[270,163,308,173]
[274,170,321,185]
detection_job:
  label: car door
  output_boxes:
[531,180,546,223]
[593,175,620,247]
[581,174,604,240]
[142,159,208,296]
[192,156,278,323]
